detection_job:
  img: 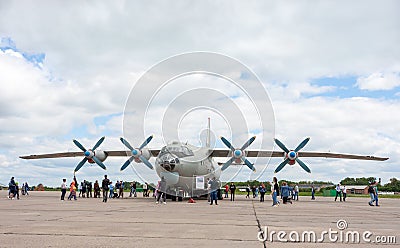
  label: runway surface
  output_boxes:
[0,191,398,247]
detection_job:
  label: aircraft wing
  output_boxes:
[211,149,284,157]
[20,152,84,159]
[210,149,388,161]
[106,150,161,157]
[297,151,388,161]
[20,149,161,159]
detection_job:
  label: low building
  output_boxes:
[344,185,368,194]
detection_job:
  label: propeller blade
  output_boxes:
[221,157,235,171]
[73,140,87,152]
[139,155,154,170]
[74,157,88,172]
[220,136,235,152]
[92,136,105,150]
[139,135,153,150]
[240,136,256,151]
[120,137,134,151]
[92,156,107,170]
[242,158,256,172]
[274,138,290,153]
[295,158,311,173]
[274,158,290,173]
[294,137,310,152]
[121,157,134,171]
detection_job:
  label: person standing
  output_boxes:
[25,182,29,196]
[8,177,16,199]
[21,183,26,195]
[368,181,376,206]
[78,182,82,197]
[224,184,229,198]
[259,184,266,202]
[342,185,347,202]
[61,179,67,201]
[143,182,148,197]
[229,182,236,201]
[87,181,92,198]
[15,182,20,200]
[133,181,137,197]
[102,175,110,203]
[208,177,219,205]
[373,181,380,207]
[130,181,137,197]
[94,180,100,198]
[68,181,77,200]
[280,182,292,204]
[311,185,315,200]
[119,180,124,198]
[155,180,161,200]
[81,181,87,198]
[73,176,78,189]
[156,177,167,204]
[294,185,299,201]
[109,183,114,198]
[272,177,280,206]
[245,184,251,199]
[334,184,342,202]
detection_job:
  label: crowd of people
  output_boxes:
[222,177,304,207]
[7,177,30,200]
[61,175,154,203]
[6,175,381,208]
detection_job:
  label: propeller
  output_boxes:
[274,137,311,173]
[120,135,154,171]
[73,137,106,172]
[220,136,256,172]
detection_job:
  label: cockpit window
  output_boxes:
[159,146,194,158]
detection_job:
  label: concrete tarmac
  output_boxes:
[0,191,398,247]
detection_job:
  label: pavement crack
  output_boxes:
[251,199,266,248]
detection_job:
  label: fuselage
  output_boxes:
[154,141,221,194]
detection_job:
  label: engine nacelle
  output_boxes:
[285,151,297,165]
[88,150,108,163]
[134,148,151,163]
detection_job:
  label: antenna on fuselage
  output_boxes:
[206,117,211,148]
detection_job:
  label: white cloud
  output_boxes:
[356,72,400,91]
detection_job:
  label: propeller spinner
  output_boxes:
[120,135,154,171]
[73,136,107,172]
[220,136,256,172]
[274,137,311,173]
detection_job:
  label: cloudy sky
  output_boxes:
[0,1,399,187]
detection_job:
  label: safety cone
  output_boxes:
[188,198,196,203]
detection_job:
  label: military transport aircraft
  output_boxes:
[20,123,388,197]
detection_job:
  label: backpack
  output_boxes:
[368,186,374,194]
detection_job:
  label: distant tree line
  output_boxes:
[341,177,400,192]
[221,179,334,192]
